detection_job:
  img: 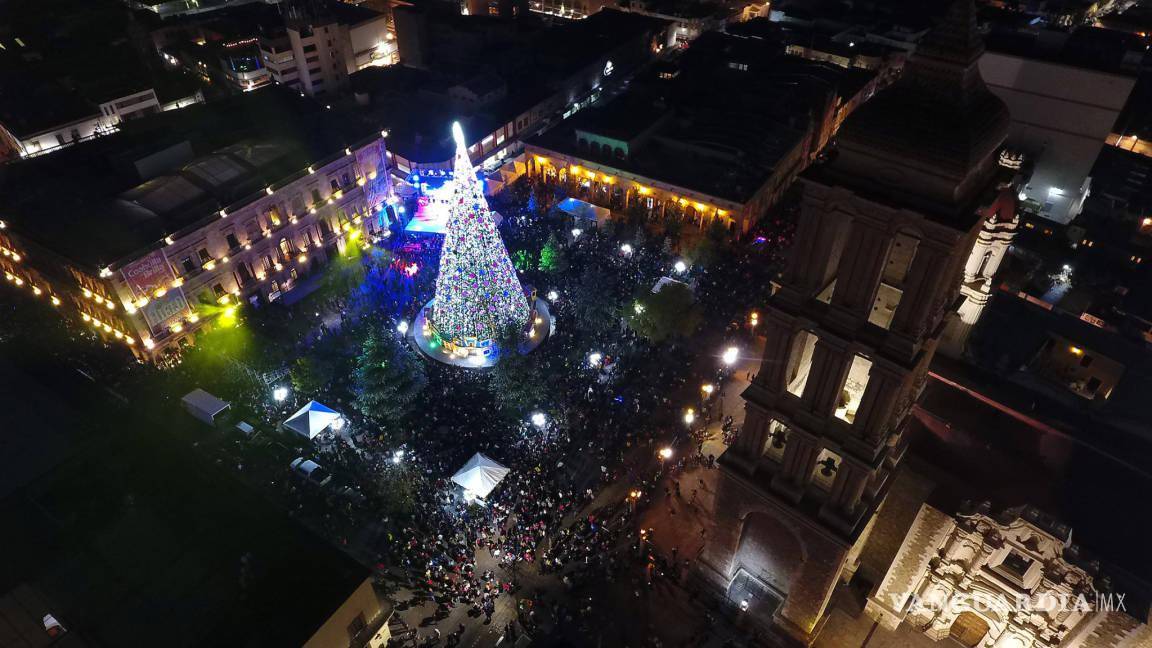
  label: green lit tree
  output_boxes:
[626,281,702,344]
[512,249,535,272]
[537,233,568,273]
[353,330,427,425]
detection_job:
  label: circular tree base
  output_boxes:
[408,297,552,368]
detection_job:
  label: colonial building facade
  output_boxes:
[0,133,393,363]
[697,1,1019,643]
[867,503,1151,648]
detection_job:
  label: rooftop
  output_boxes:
[353,9,666,165]
[984,26,1145,76]
[530,35,873,204]
[0,87,379,269]
[0,0,204,137]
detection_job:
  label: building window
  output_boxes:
[764,419,788,462]
[785,330,818,397]
[212,283,226,298]
[811,448,841,491]
[868,231,919,329]
[835,354,872,423]
[226,233,241,250]
[311,189,322,204]
[182,257,195,274]
[279,238,292,257]
[198,248,212,263]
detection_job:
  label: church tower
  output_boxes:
[699,2,1016,644]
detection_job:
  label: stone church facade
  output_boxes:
[866,503,1151,648]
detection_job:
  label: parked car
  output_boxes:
[289,457,332,486]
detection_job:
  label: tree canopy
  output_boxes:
[353,329,427,426]
[625,281,702,344]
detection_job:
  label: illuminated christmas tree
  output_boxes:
[428,122,530,352]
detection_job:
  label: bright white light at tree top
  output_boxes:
[546,290,559,302]
[571,228,583,238]
[531,412,547,427]
[722,346,739,365]
[673,260,688,274]
[393,450,404,464]
[620,243,633,256]
[273,386,288,402]
[588,352,602,367]
[331,416,346,431]
[701,383,714,395]
[396,320,409,334]
[659,447,673,459]
[451,121,467,149]
[684,409,696,425]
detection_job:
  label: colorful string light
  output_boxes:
[429,122,530,348]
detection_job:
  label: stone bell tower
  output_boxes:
[698,1,1015,644]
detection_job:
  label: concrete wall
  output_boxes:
[303,578,391,648]
[979,51,1135,224]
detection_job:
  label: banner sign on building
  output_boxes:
[120,250,191,334]
[356,140,393,215]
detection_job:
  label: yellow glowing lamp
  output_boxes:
[154,288,167,298]
[142,338,155,349]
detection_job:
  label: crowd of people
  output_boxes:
[243,172,793,646]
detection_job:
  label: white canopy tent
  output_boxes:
[451,453,510,500]
[282,401,343,440]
